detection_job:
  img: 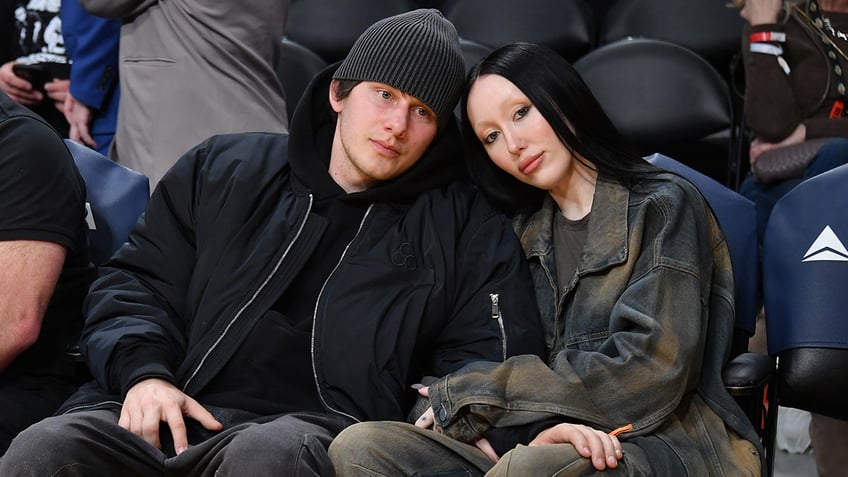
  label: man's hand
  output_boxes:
[413,385,437,430]
[749,123,807,168]
[120,378,222,455]
[529,422,623,471]
[44,79,69,114]
[0,61,43,105]
[64,93,96,148]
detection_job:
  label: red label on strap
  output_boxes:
[830,100,844,119]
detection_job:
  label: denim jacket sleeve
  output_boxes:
[429,179,727,444]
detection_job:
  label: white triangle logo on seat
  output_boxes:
[85,202,97,230]
[802,225,848,262]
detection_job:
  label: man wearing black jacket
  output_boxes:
[0,9,544,476]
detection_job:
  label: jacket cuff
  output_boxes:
[748,23,785,33]
[119,354,175,397]
[429,375,486,443]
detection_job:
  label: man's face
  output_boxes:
[328,80,439,193]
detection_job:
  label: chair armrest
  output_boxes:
[722,352,776,395]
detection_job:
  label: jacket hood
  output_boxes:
[287,63,466,203]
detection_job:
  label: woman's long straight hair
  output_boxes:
[460,42,657,215]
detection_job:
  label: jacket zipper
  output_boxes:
[310,204,374,423]
[182,194,314,392]
[490,293,507,360]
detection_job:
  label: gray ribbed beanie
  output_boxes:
[333,9,464,125]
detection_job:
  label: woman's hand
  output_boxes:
[529,422,623,471]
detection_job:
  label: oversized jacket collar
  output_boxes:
[515,178,630,278]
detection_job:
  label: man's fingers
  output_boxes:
[415,406,435,429]
[77,123,96,147]
[474,437,500,463]
[8,89,41,104]
[141,406,163,450]
[118,403,132,431]
[183,397,222,432]
[163,405,189,455]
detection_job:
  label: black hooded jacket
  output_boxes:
[64,65,545,424]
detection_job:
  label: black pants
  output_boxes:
[0,373,77,455]
[0,406,351,476]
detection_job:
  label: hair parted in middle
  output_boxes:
[460,42,658,215]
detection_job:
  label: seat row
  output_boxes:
[285,0,744,73]
[67,134,848,477]
[648,154,848,477]
[277,35,740,188]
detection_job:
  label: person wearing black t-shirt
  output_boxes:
[0,90,95,453]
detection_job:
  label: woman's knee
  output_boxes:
[330,422,392,459]
[489,443,652,477]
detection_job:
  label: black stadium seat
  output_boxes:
[285,0,416,63]
[276,38,329,120]
[442,0,594,63]
[575,38,735,185]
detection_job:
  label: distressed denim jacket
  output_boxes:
[431,174,763,475]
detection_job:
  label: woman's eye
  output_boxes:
[515,106,530,119]
[484,131,500,144]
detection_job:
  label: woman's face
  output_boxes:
[466,74,577,192]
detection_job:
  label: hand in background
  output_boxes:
[64,93,97,148]
[44,79,70,114]
[0,61,43,105]
[740,0,782,25]
[749,123,807,168]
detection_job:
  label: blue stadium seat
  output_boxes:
[646,153,759,340]
[647,153,776,474]
[64,139,149,265]
[763,163,848,421]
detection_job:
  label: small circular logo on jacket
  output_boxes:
[391,243,417,271]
